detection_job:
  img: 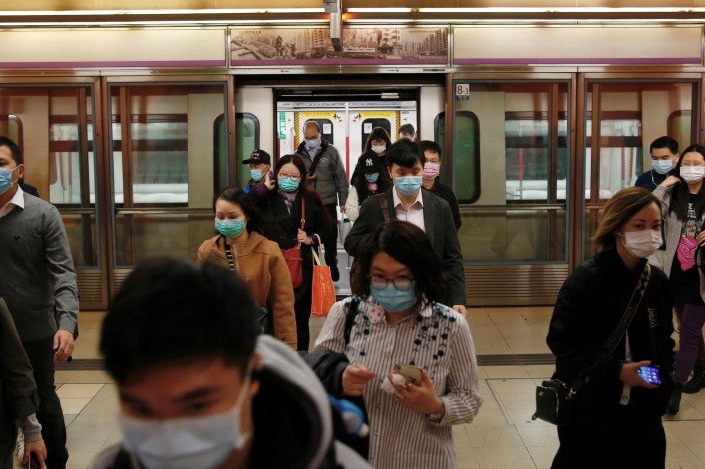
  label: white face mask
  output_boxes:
[371,145,386,154]
[680,166,705,184]
[652,159,674,175]
[119,367,252,469]
[620,230,662,259]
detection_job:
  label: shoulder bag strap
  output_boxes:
[344,297,360,345]
[376,193,391,223]
[570,264,652,395]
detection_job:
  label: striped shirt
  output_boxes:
[314,297,483,469]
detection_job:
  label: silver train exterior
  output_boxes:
[0,7,702,308]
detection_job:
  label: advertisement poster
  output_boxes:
[231,26,448,66]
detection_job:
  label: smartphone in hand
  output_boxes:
[637,365,661,385]
[394,363,422,386]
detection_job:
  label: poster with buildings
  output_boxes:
[230,26,448,66]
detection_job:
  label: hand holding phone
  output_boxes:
[637,365,661,385]
[394,363,422,386]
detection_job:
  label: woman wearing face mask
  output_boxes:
[348,127,393,196]
[197,186,297,350]
[312,220,482,469]
[345,149,393,222]
[546,187,675,469]
[653,143,705,413]
[255,154,334,352]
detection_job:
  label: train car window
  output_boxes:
[0,115,22,148]
[361,118,392,148]
[668,110,692,151]
[213,112,259,191]
[108,83,229,267]
[435,111,480,203]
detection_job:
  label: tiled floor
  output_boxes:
[18,306,705,469]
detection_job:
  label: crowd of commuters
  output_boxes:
[16,121,705,468]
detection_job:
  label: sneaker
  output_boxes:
[683,365,705,394]
[15,428,25,463]
[666,384,682,414]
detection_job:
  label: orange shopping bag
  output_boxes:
[311,243,336,317]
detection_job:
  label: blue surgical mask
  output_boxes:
[652,160,674,175]
[305,138,320,150]
[365,173,379,183]
[394,176,423,196]
[0,166,18,196]
[250,169,263,182]
[278,177,300,192]
[118,367,253,469]
[370,283,417,313]
[215,217,246,239]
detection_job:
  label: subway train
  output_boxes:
[0,3,703,309]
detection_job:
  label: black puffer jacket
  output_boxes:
[546,248,675,423]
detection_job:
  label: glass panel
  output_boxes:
[109,83,229,267]
[0,115,22,144]
[235,112,260,190]
[452,80,570,263]
[436,111,479,202]
[582,81,697,259]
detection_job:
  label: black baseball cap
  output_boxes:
[242,149,271,165]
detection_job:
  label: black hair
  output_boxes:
[100,257,260,384]
[213,186,265,234]
[650,136,678,155]
[350,220,446,304]
[385,139,425,168]
[399,123,415,138]
[419,140,442,158]
[669,143,705,220]
[0,136,22,165]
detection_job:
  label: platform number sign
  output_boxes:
[455,83,469,101]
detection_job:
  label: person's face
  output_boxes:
[371,138,386,148]
[0,145,23,182]
[370,251,414,289]
[619,202,661,237]
[680,151,705,168]
[389,161,423,178]
[118,356,258,421]
[303,127,320,141]
[399,132,413,141]
[651,147,678,163]
[424,150,441,167]
[215,198,245,222]
[277,162,301,181]
[249,162,270,173]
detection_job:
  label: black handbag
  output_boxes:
[533,264,652,424]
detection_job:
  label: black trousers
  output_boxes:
[551,409,665,469]
[322,203,339,268]
[23,337,68,469]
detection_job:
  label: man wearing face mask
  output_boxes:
[652,143,705,413]
[419,140,461,230]
[241,149,272,196]
[0,136,78,469]
[91,257,371,469]
[295,121,348,282]
[635,136,679,192]
[344,140,467,316]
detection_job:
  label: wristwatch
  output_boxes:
[426,400,446,420]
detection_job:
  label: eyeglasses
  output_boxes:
[278,174,300,180]
[369,274,415,291]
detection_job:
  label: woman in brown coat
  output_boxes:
[197,187,297,349]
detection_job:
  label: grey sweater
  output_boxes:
[0,193,79,341]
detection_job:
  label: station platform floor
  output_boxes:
[17,305,705,469]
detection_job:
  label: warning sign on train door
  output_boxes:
[456,83,469,100]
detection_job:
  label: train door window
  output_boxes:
[435,111,479,202]
[361,118,392,150]
[451,80,570,263]
[108,83,229,267]
[0,115,22,146]
[213,112,259,192]
[582,80,698,259]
